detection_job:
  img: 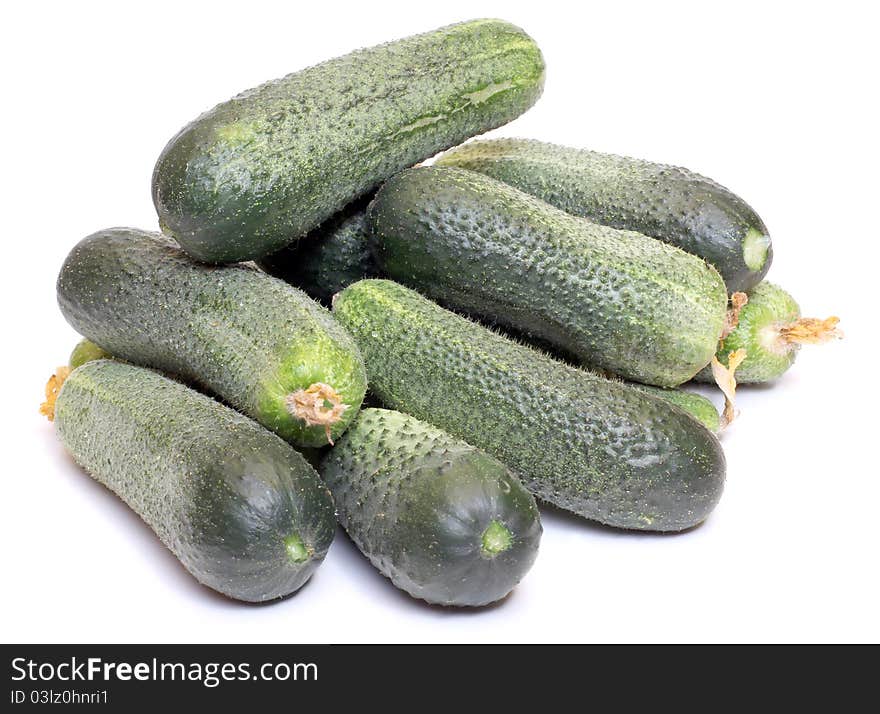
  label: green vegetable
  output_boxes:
[437,138,772,293]
[69,338,111,369]
[57,228,367,447]
[258,196,379,305]
[633,385,720,433]
[465,320,720,431]
[320,408,541,606]
[370,166,728,387]
[333,280,726,532]
[152,19,545,263]
[51,360,335,602]
[695,282,841,383]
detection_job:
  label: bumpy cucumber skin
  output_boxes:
[258,196,379,305]
[54,361,336,602]
[370,167,727,387]
[69,338,111,369]
[481,323,721,430]
[333,280,725,532]
[436,139,772,293]
[447,318,721,432]
[696,282,801,384]
[321,408,541,606]
[57,228,367,447]
[152,19,545,264]
[471,317,718,432]
[632,385,720,433]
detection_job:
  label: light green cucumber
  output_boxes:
[320,408,541,607]
[57,228,367,447]
[69,338,111,369]
[52,360,336,602]
[695,282,841,383]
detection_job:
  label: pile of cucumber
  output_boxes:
[43,19,839,608]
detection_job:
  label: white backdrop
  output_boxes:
[3,0,877,643]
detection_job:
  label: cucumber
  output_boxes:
[436,139,772,293]
[369,167,728,387]
[469,318,721,431]
[320,408,541,606]
[258,196,378,304]
[52,360,335,602]
[333,280,726,532]
[57,228,367,447]
[695,282,841,384]
[152,19,545,263]
[633,385,720,433]
[475,320,720,431]
[69,338,111,369]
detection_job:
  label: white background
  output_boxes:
[3,0,877,643]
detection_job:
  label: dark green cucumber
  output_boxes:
[57,228,367,447]
[436,138,772,293]
[370,167,728,387]
[258,196,379,305]
[695,282,840,384]
[153,19,545,263]
[53,360,335,602]
[333,280,725,532]
[69,338,111,369]
[320,408,541,607]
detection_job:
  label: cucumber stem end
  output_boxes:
[743,228,771,271]
[40,366,71,422]
[777,316,842,347]
[721,292,749,339]
[284,534,311,564]
[481,520,513,558]
[285,382,349,445]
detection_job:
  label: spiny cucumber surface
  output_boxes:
[153,19,545,263]
[57,228,366,447]
[333,279,726,532]
[437,138,772,292]
[370,166,728,387]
